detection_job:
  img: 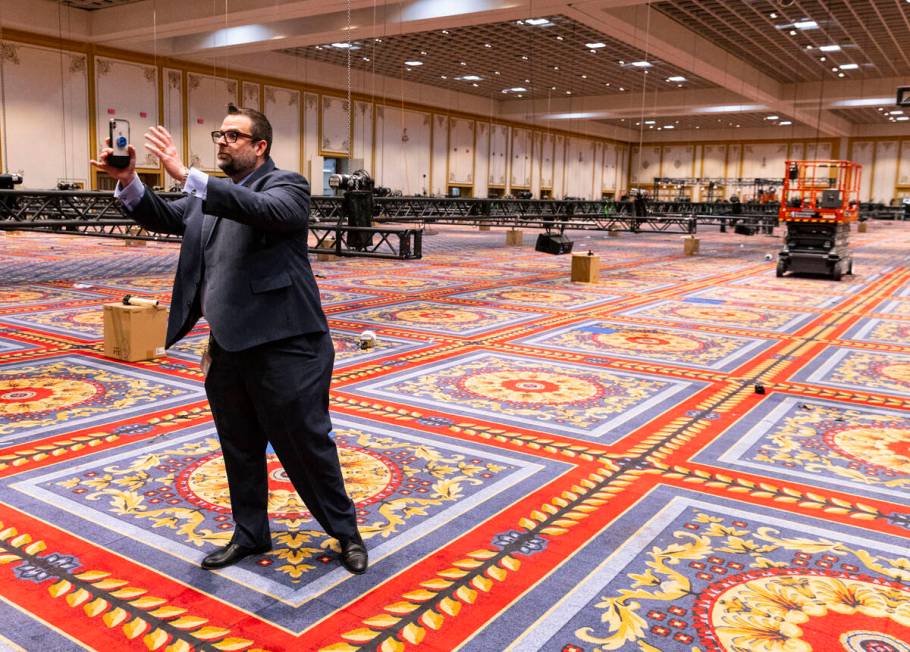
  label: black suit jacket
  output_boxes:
[126,159,328,351]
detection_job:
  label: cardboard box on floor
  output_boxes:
[103,302,168,362]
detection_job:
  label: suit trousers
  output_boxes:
[204,331,358,548]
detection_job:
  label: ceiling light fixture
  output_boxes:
[897,116,910,121]
[793,20,818,29]
[664,125,675,129]
[586,42,606,49]
[667,76,686,82]
[839,63,859,70]
[331,42,353,48]
[404,60,423,66]
[819,44,841,52]
[524,17,551,26]
[766,115,779,120]
[779,121,793,125]
[630,61,652,67]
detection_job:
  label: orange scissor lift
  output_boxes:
[777,159,862,281]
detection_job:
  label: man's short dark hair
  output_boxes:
[227,103,272,158]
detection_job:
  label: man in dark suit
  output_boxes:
[91,105,367,574]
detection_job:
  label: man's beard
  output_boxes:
[217,150,256,177]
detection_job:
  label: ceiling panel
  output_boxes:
[654,0,910,84]
[282,15,717,100]
[597,111,804,131]
[831,107,910,124]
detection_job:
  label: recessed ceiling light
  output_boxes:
[374,38,382,42]
[820,57,827,61]
[551,86,556,90]
[362,57,370,61]
[505,87,527,92]
[521,55,529,61]
[581,74,587,79]
[878,107,884,111]
[897,116,910,121]
[630,61,652,67]
[644,120,656,124]
[805,45,813,50]
[819,44,841,52]
[839,63,859,70]
[586,42,606,49]
[331,42,353,48]
[667,76,687,82]
[766,115,779,120]
[769,12,778,18]
[619,87,625,91]
[793,20,818,29]
[440,75,447,79]
[837,72,845,77]
[831,67,838,72]
[404,60,423,66]
[605,82,611,86]
[664,125,675,129]
[618,60,625,65]
[441,30,448,34]
[472,83,479,87]
[460,61,467,66]
[420,51,427,55]
[789,30,797,36]
[779,121,792,125]
[460,75,482,81]
[890,110,904,115]
[494,71,501,75]
[553,66,559,70]
[524,17,551,26]
[555,36,563,41]
[565,90,572,95]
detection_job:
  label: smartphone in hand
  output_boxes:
[108,118,131,168]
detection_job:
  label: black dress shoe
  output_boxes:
[340,539,368,575]
[201,542,271,570]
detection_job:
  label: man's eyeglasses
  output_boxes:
[211,130,256,144]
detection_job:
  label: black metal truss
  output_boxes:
[0,190,420,259]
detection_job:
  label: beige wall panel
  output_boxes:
[510,127,532,188]
[727,144,742,177]
[95,56,158,169]
[702,145,726,178]
[617,146,630,194]
[789,143,805,161]
[565,137,593,199]
[531,132,541,197]
[163,69,184,185]
[303,93,318,181]
[553,135,566,198]
[872,141,898,204]
[850,141,874,202]
[593,141,603,197]
[0,43,89,189]
[661,145,694,178]
[448,117,474,186]
[264,86,300,174]
[320,95,350,156]
[602,143,617,192]
[897,142,910,186]
[630,145,660,185]
[353,100,373,173]
[187,73,237,171]
[489,124,508,186]
[475,122,490,197]
[431,114,448,195]
[374,105,430,195]
[540,133,555,189]
[242,81,261,110]
[742,143,787,180]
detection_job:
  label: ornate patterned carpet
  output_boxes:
[0,224,908,652]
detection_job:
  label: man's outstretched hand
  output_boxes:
[144,126,187,184]
[90,137,137,186]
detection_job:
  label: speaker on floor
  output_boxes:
[535,233,574,255]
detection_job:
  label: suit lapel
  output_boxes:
[201,159,276,249]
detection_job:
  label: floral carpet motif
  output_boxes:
[620,298,817,332]
[0,306,111,340]
[792,346,910,397]
[332,300,547,336]
[514,319,774,371]
[0,225,909,651]
[694,394,910,503]
[343,351,704,440]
